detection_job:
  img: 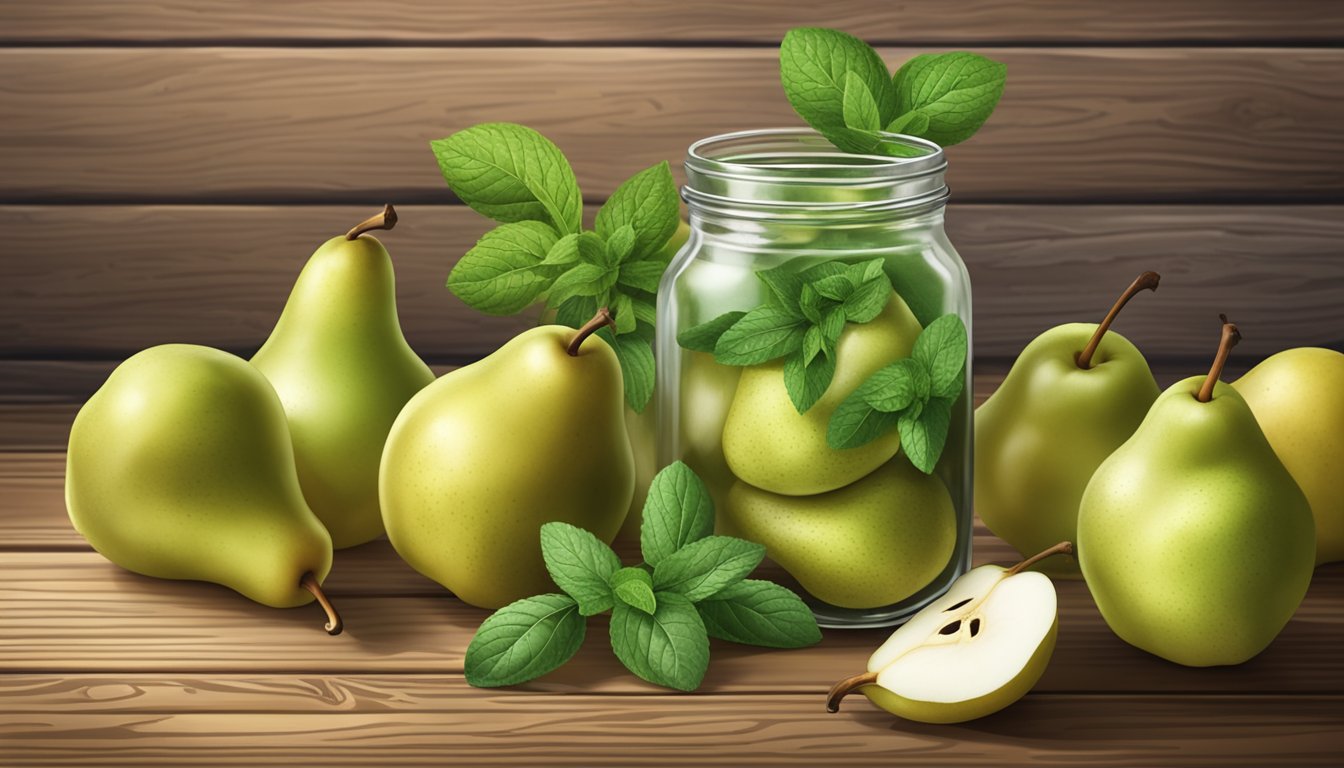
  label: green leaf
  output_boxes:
[911,314,968,399]
[612,567,657,615]
[885,110,931,136]
[811,273,854,302]
[798,283,826,324]
[431,123,582,234]
[782,348,837,414]
[819,307,846,353]
[631,296,658,326]
[640,461,715,567]
[595,161,680,260]
[860,358,927,413]
[841,71,882,132]
[713,306,807,366]
[609,593,710,691]
[842,278,891,324]
[464,594,586,687]
[802,325,823,365]
[618,260,667,293]
[603,330,655,412]
[539,522,621,616]
[677,311,747,353]
[899,395,954,474]
[695,580,822,649]
[756,263,806,314]
[446,221,559,315]
[827,394,901,450]
[549,262,618,306]
[891,52,1007,146]
[606,224,638,265]
[553,295,599,329]
[651,536,766,602]
[611,292,636,334]
[779,28,899,153]
[541,230,605,270]
[798,261,850,283]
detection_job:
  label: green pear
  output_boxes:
[680,351,741,514]
[66,344,341,633]
[827,543,1071,723]
[380,309,635,609]
[252,205,434,549]
[1233,347,1344,565]
[722,458,957,610]
[976,272,1161,575]
[1078,319,1315,666]
[722,292,922,496]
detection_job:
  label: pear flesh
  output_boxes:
[827,546,1066,724]
[253,205,434,549]
[1233,347,1344,565]
[66,345,336,615]
[380,319,634,609]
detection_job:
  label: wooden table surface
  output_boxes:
[3,378,1341,767]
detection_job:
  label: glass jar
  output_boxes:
[655,128,973,628]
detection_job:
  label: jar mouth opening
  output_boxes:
[686,128,946,185]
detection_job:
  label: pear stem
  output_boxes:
[1196,314,1241,403]
[567,307,616,356]
[826,671,879,713]
[345,204,398,240]
[1077,271,1161,369]
[300,572,343,635]
[1006,541,1074,576]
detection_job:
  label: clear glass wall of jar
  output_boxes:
[655,128,973,628]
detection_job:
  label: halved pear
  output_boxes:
[827,542,1070,724]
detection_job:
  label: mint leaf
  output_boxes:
[610,292,636,334]
[606,224,638,265]
[819,307,846,352]
[612,566,657,615]
[651,536,766,602]
[609,592,710,691]
[600,330,654,412]
[677,311,747,353]
[617,260,666,294]
[640,461,715,566]
[431,123,582,234]
[912,314,968,399]
[891,52,1006,147]
[802,325,823,364]
[713,306,807,366]
[756,263,806,314]
[632,297,657,327]
[549,262,618,306]
[595,160,679,260]
[779,28,898,154]
[695,580,822,649]
[539,522,621,617]
[886,110,931,136]
[446,221,558,315]
[811,273,853,302]
[827,396,900,450]
[859,358,927,413]
[541,230,605,270]
[899,395,953,473]
[842,71,882,132]
[783,348,836,414]
[464,594,586,687]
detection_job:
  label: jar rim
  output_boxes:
[686,127,946,186]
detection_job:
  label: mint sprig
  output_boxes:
[780,28,1006,154]
[827,314,968,473]
[676,258,893,414]
[462,462,821,692]
[432,122,680,412]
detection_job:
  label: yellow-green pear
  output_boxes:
[66,344,342,634]
[722,458,957,609]
[827,543,1070,723]
[976,272,1161,575]
[722,292,922,496]
[252,205,434,549]
[1233,347,1344,565]
[1078,319,1315,666]
[380,309,635,609]
[680,351,741,513]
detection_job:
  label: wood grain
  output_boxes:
[4,1,1340,44]
[0,693,1341,766]
[2,49,1342,202]
[2,205,1339,371]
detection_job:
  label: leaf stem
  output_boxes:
[1077,271,1160,369]
[826,671,879,713]
[567,307,616,356]
[345,204,398,240]
[300,572,343,635]
[1006,541,1074,576]
[1196,314,1241,403]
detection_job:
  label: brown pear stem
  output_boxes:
[1006,541,1074,576]
[1077,271,1161,369]
[345,204,398,240]
[300,572,343,635]
[567,307,616,356]
[826,671,879,713]
[1196,314,1241,403]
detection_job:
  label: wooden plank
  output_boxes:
[0,693,1340,766]
[4,1,1340,44]
[1,49,1341,202]
[2,205,1339,367]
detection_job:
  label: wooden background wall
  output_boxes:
[1,1,1342,409]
